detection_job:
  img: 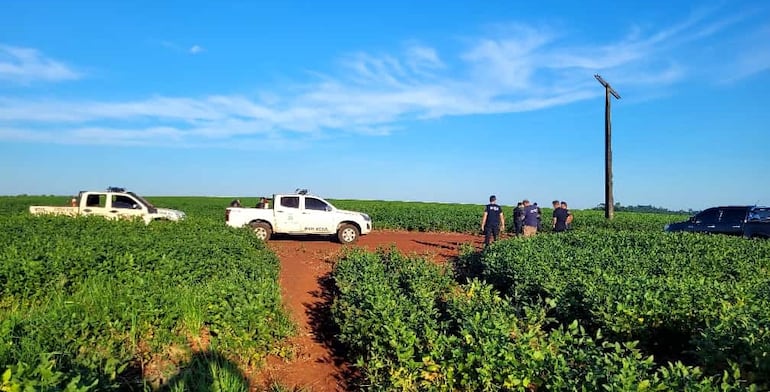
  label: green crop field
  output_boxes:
[2,195,768,391]
[329,228,770,390]
[1,196,294,391]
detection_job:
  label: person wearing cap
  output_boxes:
[481,195,505,246]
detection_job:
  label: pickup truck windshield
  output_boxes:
[129,192,156,209]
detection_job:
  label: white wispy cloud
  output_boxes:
[160,41,205,55]
[0,44,81,83]
[404,43,445,76]
[0,5,765,148]
[720,23,770,83]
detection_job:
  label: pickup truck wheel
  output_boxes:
[250,222,272,241]
[337,224,360,244]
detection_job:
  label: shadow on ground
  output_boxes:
[271,233,339,243]
[304,273,364,391]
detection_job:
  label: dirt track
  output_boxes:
[253,230,483,391]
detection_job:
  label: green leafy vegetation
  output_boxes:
[468,230,770,388]
[592,202,697,215]
[1,196,294,390]
[331,234,768,390]
[4,194,767,390]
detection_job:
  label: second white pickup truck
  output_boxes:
[225,192,372,244]
[29,187,186,224]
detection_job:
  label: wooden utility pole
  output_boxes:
[594,74,621,220]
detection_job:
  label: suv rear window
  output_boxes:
[696,208,720,224]
[721,208,748,224]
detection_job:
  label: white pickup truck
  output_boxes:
[29,187,186,224]
[225,192,372,244]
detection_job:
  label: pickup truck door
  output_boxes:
[108,194,145,220]
[693,208,720,233]
[717,208,747,235]
[301,197,336,234]
[81,193,109,217]
[274,196,302,233]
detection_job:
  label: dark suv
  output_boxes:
[664,206,769,237]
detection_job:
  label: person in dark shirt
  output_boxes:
[561,201,573,229]
[552,201,569,232]
[481,195,505,246]
[522,199,540,237]
[551,199,560,228]
[513,202,524,236]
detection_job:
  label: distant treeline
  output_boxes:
[593,202,694,215]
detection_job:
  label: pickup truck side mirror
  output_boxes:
[325,206,332,212]
[132,204,141,210]
[689,216,697,223]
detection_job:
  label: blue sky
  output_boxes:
[1,1,769,211]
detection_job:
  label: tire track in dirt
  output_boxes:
[252,230,483,391]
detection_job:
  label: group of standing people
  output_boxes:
[481,196,574,246]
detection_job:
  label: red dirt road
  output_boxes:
[253,230,484,391]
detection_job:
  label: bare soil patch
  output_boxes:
[252,230,483,391]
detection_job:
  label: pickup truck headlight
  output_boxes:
[664,224,670,231]
[362,213,371,222]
